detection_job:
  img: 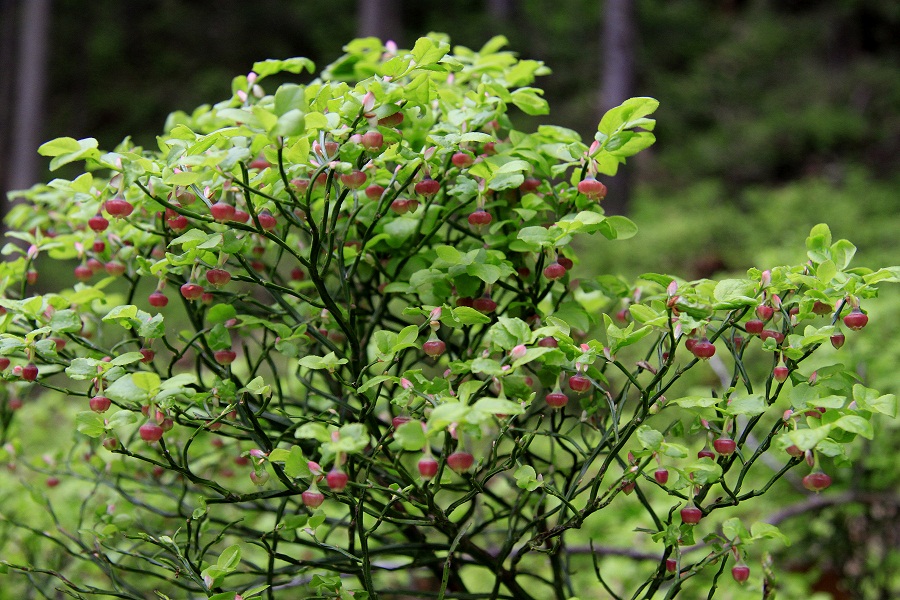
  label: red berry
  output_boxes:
[756,304,774,321]
[538,337,558,348]
[423,340,446,357]
[577,177,607,200]
[621,481,636,494]
[691,338,716,359]
[167,214,189,230]
[290,267,305,281]
[680,506,702,524]
[684,338,698,352]
[139,422,164,443]
[392,416,411,429]
[773,366,789,382]
[568,374,592,393]
[26,269,38,285]
[452,152,474,168]
[0,357,9,370]
[467,210,492,227]
[89,395,111,413]
[206,269,231,287]
[418,455,439,480]
[843,308,868,331]
[745,319,765,335]
[802,471,832,492]
[654,468,669,485]
[214,349,237,365]
[545,392,569,408]
[361,130,383,151]
[74,265,93,281]
[760,330,784,344]
[364,184,385,200]
[180,283,204,300]
[557,256,574,270]
[104,198,134,218]
[785,445,803,458]
[102,437,118,451]
[88,214,109,232]
[830,331,845,349]
[391,198,411,215]
[713,437,736,456]
[22,363,39,382]
[140,348,155,363]
[257,211,277,230]
[447,451,474,474]
[472,296,497,314]
[812,301,832,315]
[232,209,250,224]
[326,469,349,492]
[543,262,567,280]
[148,291,169,307]
[210,202,236,222]
[92,240,106,253]
[520,177,541,192]
[666,558,677,573]
[249,156,270,170]
[302,489,325,508]
[732,565,750,583]
[340,170,367,189]
[105,261,126,276]
[698,448,716,460]
[415,177,440,196]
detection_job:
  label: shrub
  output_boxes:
[1,34,897,599]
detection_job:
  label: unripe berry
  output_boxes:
[843,308,868,331]
[361,130,383,151]
[250,469,270,486]
[731,565,750,583]
[180,283,204,300]
[88,214,109,232]
[773,365,789,382]
[745,319,765,335]
[520,177,541,192]
[340,170,367,189]
[326,468,349,492]
[210,202,236,222]
[257,211,277,231]
[467,209,492,227]
[830,331,845,349]
[214,349,237,365]
[472,296,497,314]
[654,468,669,485]
[418,455,439,480]
[760,330,785,344]
[206,269,231,287]
[543,262,567,280]
[89,395,111,413]
[104,198,134,218]
[139,422,164,443]
[74,265,93,281]
[802,471,832,492]
[680,506,702,524]
[452,152,474,168]
[697,448,716,460]
[713,437,736,456]
[691,338,716,359]
[415,177,440,196]
[447,451,474,474]
[545,392,569,408]
[538,337,558,348]
[577,177,607,200]
[22,363,39,382]
[756,304,774,321]
[423,339,446,357]
[568,374,592,393]
[302,488,326,508]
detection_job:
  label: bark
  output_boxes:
[599,0,635,215]
[5,0,51,217]
[356,0,403,45]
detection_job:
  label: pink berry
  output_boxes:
[654,468,669,485]
[105,261,126,276]
[568,374,592,393]
[167,214,189,230]
[447,451,474,474]
[104,198,134,218]
[697,448,716,460]
[830,331,845,349]
[744,319,765,335]
[326,469,349,492]
[140,348,155,363]
[414,177,440,196]
[214,350,237,365]
[802,471,832,492]
[538,337,558,348]
[89,395,112,413]
[732,565,750,583]
[760,330,784,344]
[180,283,204,301]
[773,366,789,382]
[545,392,569,408]
[22,363,39,382]
[365,184,385,200]
[392,416,411,430]
[543,262,566,280]
[206,269,231,287]
[472,296,497,314]
[467,210,492,227]
[843,308,868,331]
[0,357,10,370]
[340,170,367,189]
[210,202,236,222]
[257,211,277,230]
[713,437,736,456]
[577,177,607,200]
[139,422,164,443]
[361,130,383,151]
[148,291,169,307]
[680,506,702,524]
[519,177,541,192]
[232,209,250,224]
[418,455,439,480]
[88,214,109,232]
[756,304,774,321]
[666,558,677,573]
[423,340,446,357]
[302,488,325,508]
[74,265,93,281]
[452,152,474,168]
[691,338,716,359]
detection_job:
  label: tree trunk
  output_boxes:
[487,0,514,21]
[357,0,403,45]
[4,0,51,221]
[599,0,635,215]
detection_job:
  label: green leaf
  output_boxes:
[672,396,720,409]
[394,420,426,451]
[252,57,315,80]
[853,384,897,418]
[75,411,106,438]
[284,446,311,479]
[831,415,873,439]
[636,425,663,451]
[726,392,767,417]
[750,522,790,546]
[510,88,549,115]
[105,374,151,404]
[448,306,491,326]
[788,427,832,451]
[472,397,525,417]
[514,465,543,491]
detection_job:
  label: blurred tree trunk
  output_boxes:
[3,0,51,224]
[599,0,635,215]
[357,0,403,45]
